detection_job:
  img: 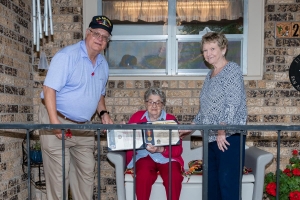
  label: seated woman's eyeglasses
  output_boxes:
[89,29,110,42]
[146,101,162,107]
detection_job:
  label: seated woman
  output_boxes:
[126,87,184,200]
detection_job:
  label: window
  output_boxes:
[83,0,264,80]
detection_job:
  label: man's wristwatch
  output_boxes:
[99,110,109,117]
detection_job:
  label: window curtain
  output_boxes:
[177,0,243,22]
[103,1,168,22]
[102,0,243,23]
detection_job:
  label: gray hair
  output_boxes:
[144,87,166,105]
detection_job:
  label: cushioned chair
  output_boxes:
[107,131,273,200]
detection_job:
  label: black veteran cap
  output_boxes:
[89,15,113,35]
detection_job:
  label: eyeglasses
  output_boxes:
[89,29,110,42]
[146,101,163,107]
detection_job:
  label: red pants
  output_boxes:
[135,155,183,200]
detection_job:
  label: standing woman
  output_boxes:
[126,87,184,200]
[180,32,247,200]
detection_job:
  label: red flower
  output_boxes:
[289,191,300,200]
[66,129,72,138]
[266,182,276,196]
[293,149,299,156]
[292,168,300,176]
[284,168,292,177]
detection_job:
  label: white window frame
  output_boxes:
[83,0,264,80]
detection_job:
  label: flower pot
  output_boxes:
[30,150,43,163]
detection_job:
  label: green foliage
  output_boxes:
[180,21,243,35]
[32,140,41,151]
[219,23,243,34]
[264,150,300,200]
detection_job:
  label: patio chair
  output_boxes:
[107,131,273,200]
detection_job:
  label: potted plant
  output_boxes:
[264,149,300,200]
[30,141,43,164]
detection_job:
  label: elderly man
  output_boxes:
[39,15,114,200]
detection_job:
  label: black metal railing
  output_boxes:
[1,123,300,200]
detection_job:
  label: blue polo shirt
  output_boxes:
[41,40,109,122]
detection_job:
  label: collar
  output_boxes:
[80,40,103,66]
[141,110,167,122]
[80,40,88,58]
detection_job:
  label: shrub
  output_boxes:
[264,149,300,200]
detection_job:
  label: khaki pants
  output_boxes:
[38,103,95,200]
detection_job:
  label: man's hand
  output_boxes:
[54,128,72,140]
[101,113,113,124]
[48,118,72,140]
[216,130,230,152]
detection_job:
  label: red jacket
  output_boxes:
[126,110,184,168]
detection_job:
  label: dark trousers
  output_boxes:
[208,134,246,200]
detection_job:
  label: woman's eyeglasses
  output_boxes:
[89,29,110,42]
[146,101,163,107]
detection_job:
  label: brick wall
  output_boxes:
[262,0,300,171]
[100,1,300,197]
[0,0,300,199]
[0,0,33,123]
[0,0,33,199]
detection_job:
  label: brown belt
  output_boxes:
[42,100,86,124]
[56,111,86,124]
